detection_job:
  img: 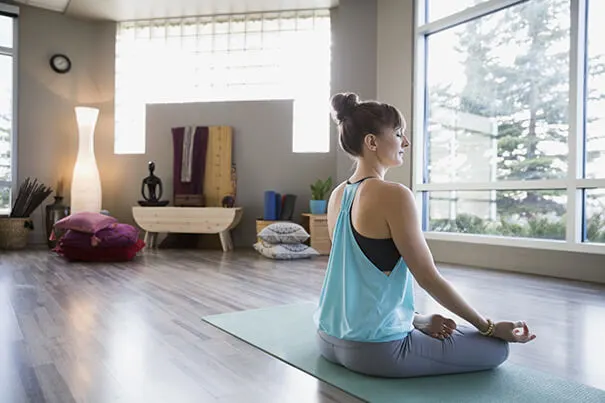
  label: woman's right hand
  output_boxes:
[493,321,536,343]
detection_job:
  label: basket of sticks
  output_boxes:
[0,178,52,250]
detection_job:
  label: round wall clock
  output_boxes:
[50,54,71,74]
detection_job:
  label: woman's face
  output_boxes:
[374,124,410,167]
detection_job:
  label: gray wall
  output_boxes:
[377,0,414,187]
[377,0,605,284]
[17,5,116,245]
[331,0,378,183]
[142,100,335,247]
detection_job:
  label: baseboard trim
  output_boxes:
[427,239,605,285]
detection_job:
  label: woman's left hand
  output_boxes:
[413,313,457,340]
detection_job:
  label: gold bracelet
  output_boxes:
[479,319,495,337]
[486,321,495,337]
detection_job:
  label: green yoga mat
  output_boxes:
[203,302,605,403]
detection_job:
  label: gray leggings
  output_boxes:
[317,325,509,378]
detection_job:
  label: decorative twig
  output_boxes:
[10,178,53,218]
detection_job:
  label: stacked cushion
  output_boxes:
[52,212,145,262]
[254,222,318,259]
[52,211,118,236]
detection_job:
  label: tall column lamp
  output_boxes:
[70,106,102,214]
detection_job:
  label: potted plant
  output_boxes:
[309,176,332,214]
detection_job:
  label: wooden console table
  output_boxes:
[132,206,243,252]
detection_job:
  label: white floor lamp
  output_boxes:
[70,106,102,214]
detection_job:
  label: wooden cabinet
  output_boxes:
[301,214,331,255]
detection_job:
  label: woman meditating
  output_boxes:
[314,93,536,378]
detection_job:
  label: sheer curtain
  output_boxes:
[114,10,331,154]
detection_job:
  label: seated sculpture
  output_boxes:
[139,161,169,206]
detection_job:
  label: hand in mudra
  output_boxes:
[494,321,536,343]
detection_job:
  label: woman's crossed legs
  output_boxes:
[317,324,509,378]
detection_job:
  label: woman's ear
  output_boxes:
[364,133,378,152]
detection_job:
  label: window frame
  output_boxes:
[412,0,605,255]
[0,3,19,216]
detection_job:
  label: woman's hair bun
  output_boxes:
[331,92,360,124]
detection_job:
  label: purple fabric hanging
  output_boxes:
[172,126,209,203]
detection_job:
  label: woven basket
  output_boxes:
[0,217,33,250]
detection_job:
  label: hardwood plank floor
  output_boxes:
[0,248,603,402]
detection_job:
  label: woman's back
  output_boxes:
[313,178,415,342]
[328,177,404,273]
[328,177,396,240]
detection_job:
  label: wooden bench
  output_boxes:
[132,206,243,252]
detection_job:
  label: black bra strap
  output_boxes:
[346,176,378,185]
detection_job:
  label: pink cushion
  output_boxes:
[54,212,118,235]
[59,224,140,249]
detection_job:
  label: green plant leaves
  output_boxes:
[310,176,333,200]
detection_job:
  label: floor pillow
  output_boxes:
[59,224,139,248]
[53,212,118,239]
[258,222,310,244]
[253,240,318,260]
[54,239,145,262]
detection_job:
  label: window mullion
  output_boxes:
[567,0,588,244]
[412,39,427,192]
[416,179,571,192]
[417,0,526,35]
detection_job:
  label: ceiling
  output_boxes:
[11,0,339,21]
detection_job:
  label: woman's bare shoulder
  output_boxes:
[356,180,415,220]
[326,181,348,238]
[328,179,412,208]
[328,181,347,205]
[362,179,411,197]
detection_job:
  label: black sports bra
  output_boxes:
[346,177,401,272]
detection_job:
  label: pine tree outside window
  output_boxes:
[413,0,605,253]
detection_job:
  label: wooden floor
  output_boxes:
[0,249,604,403]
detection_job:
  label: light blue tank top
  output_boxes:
[313,180,415,342]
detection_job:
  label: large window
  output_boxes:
[414,0,605,253]
[115,10,331,154]
[0,5,17,214]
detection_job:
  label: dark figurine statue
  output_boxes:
[139,161,169,206]
[222,195,235,208]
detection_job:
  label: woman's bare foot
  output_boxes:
[413,314,457,340]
